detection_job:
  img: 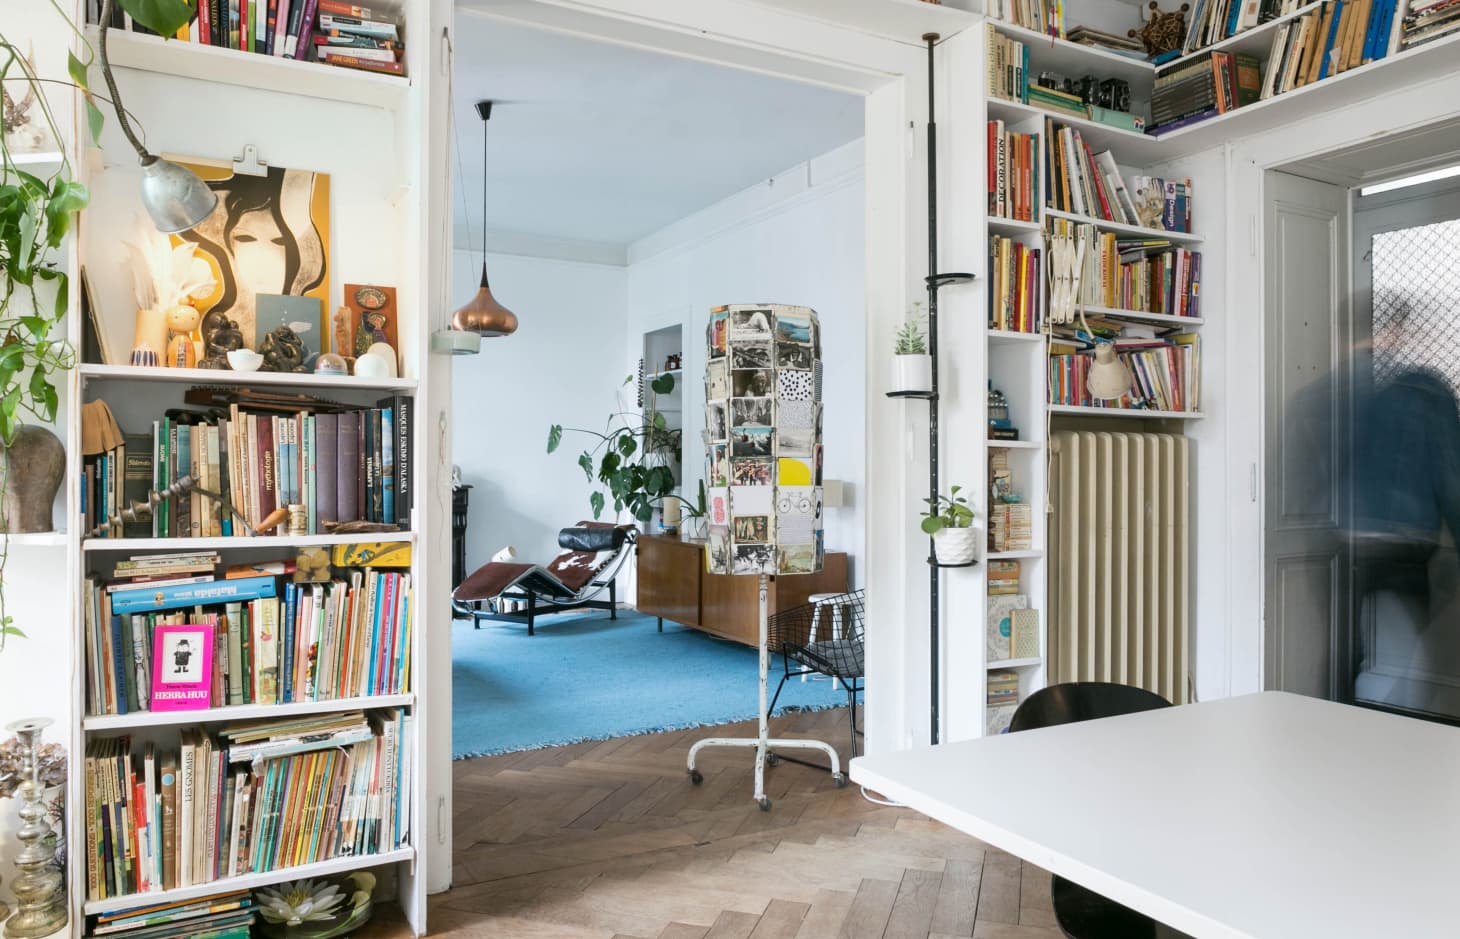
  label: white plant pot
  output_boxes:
[891,354,932,394]
[933,526,979,566]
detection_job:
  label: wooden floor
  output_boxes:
[362,707,1064,938]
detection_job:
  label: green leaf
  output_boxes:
[546,424,563,453]
[652,412,667,431]
[920,517,944,535]
[650,373,675,395]
[19,317,48,338]
[589,491,605,519]
[1,626,26,640]
[600,452,620,477]
[68,51,89,92]
[16,208,36,270]
[633,500,655,523]
[577,452,592,480]
[44,180,89,249]
[118,0,196,36]
[85,97,105,147]
[53,277,68,319]
[617,435,636,457]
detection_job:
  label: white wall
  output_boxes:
[450,252,628,569]
[626,139,868,583]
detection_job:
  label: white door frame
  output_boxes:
[1225,70,1460,699]
[433,0,976,893]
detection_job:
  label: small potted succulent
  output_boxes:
[891,302,931,394]
[920,485,979,565]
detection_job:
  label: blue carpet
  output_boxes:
[451,610,852,759]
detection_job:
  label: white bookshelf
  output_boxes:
[1047,404,1205,419]
[66,2,436,934]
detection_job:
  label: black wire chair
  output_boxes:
[767,589,865,760]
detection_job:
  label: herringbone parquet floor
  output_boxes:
[362,707,1064,938]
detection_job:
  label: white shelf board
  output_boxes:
[1048,404,1204,419]
[84,532,415,553]
[1079,305,1205,327]
[986,439,1044,449]
[988,20,1156,86]
[1162,0,1326,69]
[83,693,415,732]
[988,656,1044,669]
[90,27,409,111]
[986,97,1162,159]
[1152,31,1460,159]
[988,549,1044,560]
[8,151,64,166]
[768,0,978,43]
[3,532,67,547]
[82,846,415,916]
[1045,209,1203,244]
[79,363,418,392]
[988,329,1045,344]
[989,216,1042,235]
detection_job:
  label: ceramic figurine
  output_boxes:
[199,314,244,369]
[259,324,309,373]
[125,236,217,368]
[165,305,202,368]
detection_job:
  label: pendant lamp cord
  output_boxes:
[479,103,491,287]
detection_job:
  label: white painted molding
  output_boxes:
[453,228,631,267]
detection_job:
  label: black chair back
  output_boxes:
[1009,681,1171,733]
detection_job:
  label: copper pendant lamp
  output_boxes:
[452,101,519,338]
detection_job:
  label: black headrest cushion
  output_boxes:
[559,526,626,552]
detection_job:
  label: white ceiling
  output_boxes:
[450,11,864,256]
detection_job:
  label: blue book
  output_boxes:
[110,614,129,715]
[1226,0,1242,39]
[109,575,278,614]
[1150,48,1182,65]
[1318,0,1344,81]
[1372,0,1397,61]
[1362,0,1384,61]
[282,582,296,704]
[379,408,395,525]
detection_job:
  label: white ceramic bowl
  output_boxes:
[227,349,264,371]
[364,342,399,377]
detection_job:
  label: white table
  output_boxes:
[850,692,1460,939]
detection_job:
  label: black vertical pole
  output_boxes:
[923,32,941,747]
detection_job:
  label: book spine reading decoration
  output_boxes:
[703,304,824,577]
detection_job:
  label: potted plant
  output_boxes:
[891,301,931,394]
[548,372,706,526]
[920,485,978,565]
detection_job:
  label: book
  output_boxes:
[110,576,278,615]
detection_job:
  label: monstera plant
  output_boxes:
[548,372,705,524]
[0,0,195,649]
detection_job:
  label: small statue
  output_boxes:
[1130,1,1190,56]
[258,324,309,373]
[165,304,201,368]
[333,305,354,363]
[198,313,244,369]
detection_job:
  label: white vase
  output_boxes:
[891,354,932,394]
[933,526,979,565]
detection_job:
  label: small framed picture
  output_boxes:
[151,623,215,712]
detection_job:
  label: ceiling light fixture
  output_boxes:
[98,0,219,233]
[451,101,519,338]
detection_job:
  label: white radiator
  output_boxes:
[1049,431,1191,704]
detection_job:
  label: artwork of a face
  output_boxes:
[173,159,331,350]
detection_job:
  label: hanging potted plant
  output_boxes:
[920,485,978,565]
[891,301,931,394]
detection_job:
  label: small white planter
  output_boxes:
[891,354,933,394]
[933,526,979,566]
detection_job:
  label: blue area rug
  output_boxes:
[451,610,850,759]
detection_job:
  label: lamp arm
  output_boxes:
[96,0,152,164]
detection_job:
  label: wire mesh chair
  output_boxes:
[767,588,865,758]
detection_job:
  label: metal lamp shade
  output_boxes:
[1087,343,1134,401]
[140,157,219,234]
[451,266,519,337]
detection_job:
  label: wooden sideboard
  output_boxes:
[636,534,850,646]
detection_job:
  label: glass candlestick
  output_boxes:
[4,718,66,939]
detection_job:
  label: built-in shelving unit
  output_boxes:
[78,363,419,391]
[82,694,416,731]
[1047,405,1204,420]
[1044,208,1204,244]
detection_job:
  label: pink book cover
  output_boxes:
[151,623,216,711]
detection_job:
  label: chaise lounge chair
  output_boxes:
[452,522,637,635]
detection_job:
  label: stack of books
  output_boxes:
[84,710,411,902]
[1150,51,1262,134]
[1261,0,1401,99]
[85,393,413,540]
[1066,25,1151,58]
[89,0,407,77]
[989,504,1033,552]
[84,557,414,716]
[86,890,255,939]
[988,122,1041,222]
[1399,0,1460,47]
[1048,334,1201,411]
[988,670,1021,706]
[987,559,1022,595]
[1044,121,1142,226]
[1183,0,1284,52]
[987,0,1060,35]
[988,235,1043,334]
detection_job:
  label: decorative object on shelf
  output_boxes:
[83,473,289,539]
[920,485,979,565]
[296,547,333,582]
[548,372,688,523]
[1130,1,1191,56]
[334,305,356,364]
[124,236,217,367]
[348,285,398,358]
[200,313,245,368]
[453,101,519,338]
[0,734,66,925]
[360,342,399,378]
[688,303,841,808]
[664,353,682,372]
[351,349,390,379]
[892,301,932,394]
[1,46,49,154]
[1047,225,1134,402]
[988,383,1019,441]
[259,323,310,373]
[330,541,412,569]
[226,347,264,371]
[0,426,64,534]
[2,718,66,938]
[164,303,202,368]
[149,622,215,711]
[256,873,375,938]
[315,352,349,375]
